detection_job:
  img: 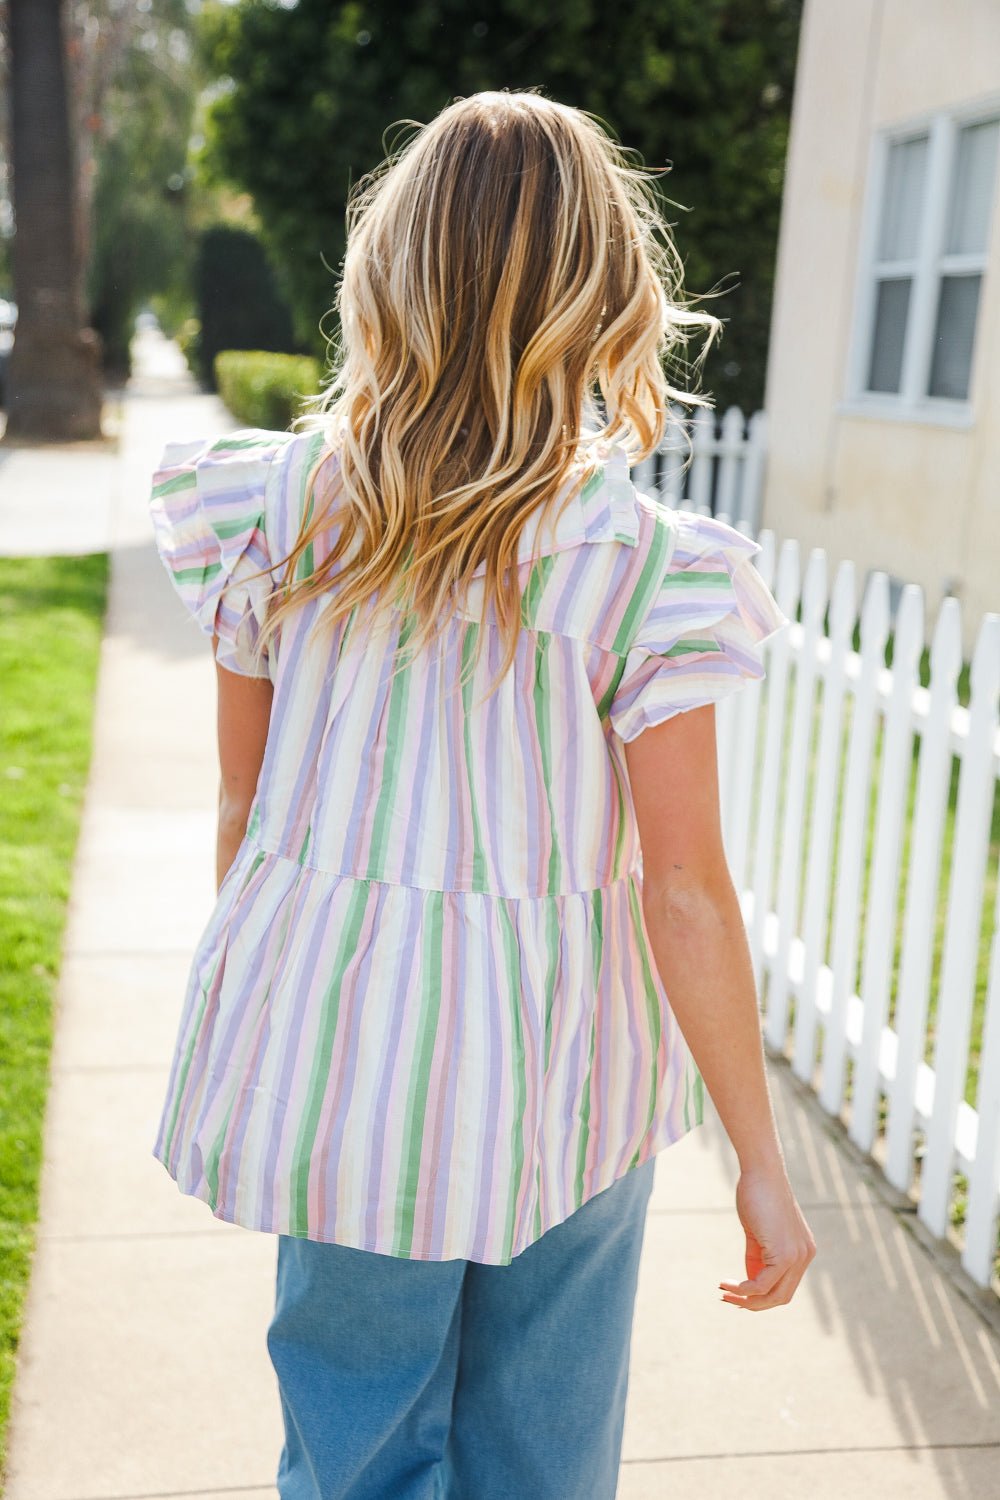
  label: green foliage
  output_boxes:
[85,6,200,376]
[174,314,203,376]
[197,0,802,413]
[194,224,303,390]
[215,348,323,428]
[0,553,108,1479]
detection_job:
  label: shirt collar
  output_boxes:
[470,441,640,578]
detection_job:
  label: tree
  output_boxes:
[83,5,201,377]
[198,0,803,414]
[4,0,102,440]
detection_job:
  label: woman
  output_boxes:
[149,88,816,1500]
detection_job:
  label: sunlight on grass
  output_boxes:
[0,554,109,1478]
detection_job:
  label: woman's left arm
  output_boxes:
[213,634,273,890]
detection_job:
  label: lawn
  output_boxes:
[0,553,109,1481]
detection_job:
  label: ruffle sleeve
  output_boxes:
[148,429,289,679]
[608,507,791,743]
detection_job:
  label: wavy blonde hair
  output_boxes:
[254,87,721,696]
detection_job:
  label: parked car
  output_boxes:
[0,298,16,408]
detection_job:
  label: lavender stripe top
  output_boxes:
[148,426,790,1264]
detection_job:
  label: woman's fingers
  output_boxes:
[719,1262,784,1299]
[720,1267,797,1309]
[719,1251,812,1310]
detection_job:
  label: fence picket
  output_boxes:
[883,603,962,1195]
[849,586,924,1154]
[819,574,891,1118]
[791,562,857,1089]
[715,405,746,520]
[764,547,827,1052]
[920,618,1000,1240]
[686,409,714,513]
[738,409,768,531]
[963,871,1000,1285]
[747,538,799,998]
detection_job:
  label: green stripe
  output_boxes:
[531,897,562,1232]
[665,636,721,657]
[394,891,446,1256]
[542,898,560,1077]
[216,435,283,451]
[497,898,528,1263]
[627,875,662,1165]
[366,611,417,878]
[520,553,557,628]
[288,878,372,1233]
[610,510,675,655]
[296,432,327,581]
[210,513,264,542]
[580,465,605,502]
[574,1015,598,1210]
[573,888,605,1208]
[172,562,223,585]
[153,472,198,498]
[460,623,489,892]
[662,569,730,588]
[610,753,629,878]
[161,983,211,1165]
[596,652,629,722]
[532,633,562,895]
[694,1067,704,1123]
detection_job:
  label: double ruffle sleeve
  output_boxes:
[609,508,790,743]
[149,430,291,679]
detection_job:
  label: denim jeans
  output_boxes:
[265,1156,656,1500]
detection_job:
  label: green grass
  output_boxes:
[0,554,109,1482]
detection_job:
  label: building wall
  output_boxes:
[763,0,1000,644]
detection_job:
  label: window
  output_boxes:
[849,106,999,418]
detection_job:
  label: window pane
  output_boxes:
[878,135,929,261]
[927,274,981,400]
[946,118,1000,255]
[867,278,912,393]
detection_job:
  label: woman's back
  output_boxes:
[148,89,815,1500]
[150,420,786,1264]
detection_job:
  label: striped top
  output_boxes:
[148,426,790,1265]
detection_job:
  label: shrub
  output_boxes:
[175,316,202,376]
[214,349,323,430]
[195,225,302,391]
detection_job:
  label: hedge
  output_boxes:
[214,350,323,430]
[195,225,300,392]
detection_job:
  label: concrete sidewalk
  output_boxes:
[3,330,1000,1500]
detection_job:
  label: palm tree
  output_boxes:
[4,0,103,440]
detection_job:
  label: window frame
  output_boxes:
[841,93,1000,428]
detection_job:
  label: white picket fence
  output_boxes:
[709,518,1000,1296]
[632,404,768,531]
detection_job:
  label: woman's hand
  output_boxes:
[719,1165,817,1311]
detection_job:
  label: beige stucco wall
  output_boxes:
[762,0,1000,648]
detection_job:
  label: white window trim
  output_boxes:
[841,92,1000,427]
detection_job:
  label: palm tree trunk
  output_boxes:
[4,0,103,441]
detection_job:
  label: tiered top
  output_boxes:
[148,426,789,1264]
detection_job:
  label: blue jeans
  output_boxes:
[265,1157,656,1499]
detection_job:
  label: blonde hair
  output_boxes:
[255,87,721,695]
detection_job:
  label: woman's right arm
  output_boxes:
[623,701,817,1311]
